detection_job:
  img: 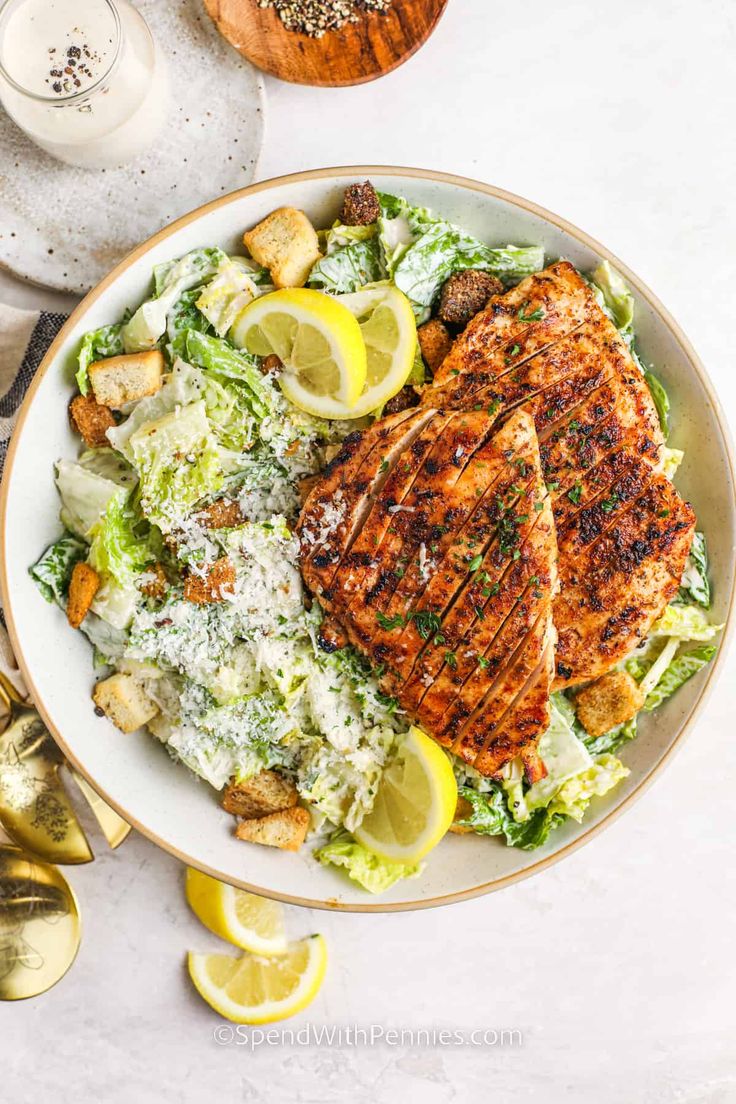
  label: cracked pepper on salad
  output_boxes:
[32,181,722,894]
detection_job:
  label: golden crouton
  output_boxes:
[93,672,159,733]
[222,770,298,819]
[88,350,164,409]
[575,669,645,738]
[194,498,244,530]
[68,393,116,448]
[139,562,168,601]
[67,562,100,628]
[340,181,380,226]
[235,806,310,851]
[243,207,322,289]
[260,353,283,375]
[437,270,503,327]
[417,318,452,373]
[183,557,236,604]
[448,794,474,835]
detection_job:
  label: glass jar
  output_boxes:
[0,0,169,169]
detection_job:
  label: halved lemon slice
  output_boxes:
[188,935,327,1024]
[185,867,287,957]
[230,288,367,419]
[354,726,457,864]
[335,285,418,417]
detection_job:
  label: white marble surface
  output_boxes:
[2,0,736,1099]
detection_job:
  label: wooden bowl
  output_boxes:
[203,0,449,86]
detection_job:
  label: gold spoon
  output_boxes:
[0,843,81,1000]
[0,671,133,861]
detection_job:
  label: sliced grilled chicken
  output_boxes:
[299,408,558,777]
[424,260,694,686]
[553,471,695,687]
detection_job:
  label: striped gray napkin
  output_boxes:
[0,303,68,702]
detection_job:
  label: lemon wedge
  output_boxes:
[336,285,418,417]
[354,725,457,864]
[230,288,367,419]
[188,935,327,1024]
[185,867,287,957]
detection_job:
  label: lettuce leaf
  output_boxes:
[591,261,634,335]
[29,533,87,605]
[75,323,124,395]
[184,330,273,421]
[128,401,224,531]
[456,785,562,849]
[122,248,227,352]
[195,258,259,337]
[166,288,213,361]
[644,371,670,438]
[678,531,710,608]
[583,716,637,757]
[545,754,630,822]
[649,603,722,641]
[309,238,384,294]
[88,496,156,588]
[314,829,421,893]
[640,644,716,711]
[392,219,545,322]
[54,458,128,539]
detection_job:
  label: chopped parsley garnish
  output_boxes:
[599,492,620,513]
[478,657,490,669]
[504,343,521,365]
[546,480,560,492]
[445,651,458,670]
[408,609,442,640]
[474,605,486,621]
[518,302,545,322]
[376,691,398,713]
[376,611,405,631]
[534,501,544,511]
[567,482,583,505]
[379,458,389,473]
[487,399,501,417]
[658,508,671,518]
[468,553,483,572]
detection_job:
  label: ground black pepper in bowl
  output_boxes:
[257,0,392,38]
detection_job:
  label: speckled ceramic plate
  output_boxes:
[2,167,734,911]
[0,0,265,295]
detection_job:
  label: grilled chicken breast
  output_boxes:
[299,408,558,777]
[423,261,696,686]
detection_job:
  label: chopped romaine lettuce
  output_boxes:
[640,645,717,712]
[545,754,629,822]
[644,371,670,438]
[196,257,259,337]
[55,458,128,539]
[29,532,87,605]
[309,238,384,293]
[184,330,274,421]
[88,496,156,588]
[75,323,124,395]
[582,716,637,757]
[166,288,213,361]
[456,785,562,849]
[393,221,544,322]
[128,401,223,531]
[678,531,710,608]
[591,261,634,335]
[649,603,722,641]
[122,248,227,352]
[315,829,421,893]
[662,446,684,480]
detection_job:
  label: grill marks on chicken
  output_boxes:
[424,261,695,686]
[299,409,558,777]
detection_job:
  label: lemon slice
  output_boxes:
[230,288,367,419]
[188,935,327,1024]
[185,867,287,956]
[335,285,418,417]
[354,726,457,864]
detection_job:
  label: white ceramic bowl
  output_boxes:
[2,167,734,911]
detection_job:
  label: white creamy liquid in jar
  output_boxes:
[0,0,169,168]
